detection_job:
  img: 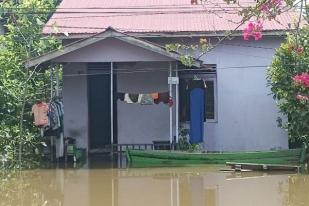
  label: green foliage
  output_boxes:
[178,126,190,151]
[267,27,309,145]
[178,125,203,152]
[0,0,60,169]
[165,38,210,67]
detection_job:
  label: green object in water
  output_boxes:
[127,149,302,168]
[67,145,76,155]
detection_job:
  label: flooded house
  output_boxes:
[25,0,297,155]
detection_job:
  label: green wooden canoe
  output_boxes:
[127,149,303,167]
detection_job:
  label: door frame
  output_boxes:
[87,63,118,150]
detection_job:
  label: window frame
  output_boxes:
[179,72,218,123]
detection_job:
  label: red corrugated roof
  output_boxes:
[43,0,298,35]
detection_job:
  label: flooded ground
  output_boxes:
[1,157,309,206]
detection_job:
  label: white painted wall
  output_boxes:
[63,63,89,149]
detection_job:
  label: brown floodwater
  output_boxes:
[1,165,309,206]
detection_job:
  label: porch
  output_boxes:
[25,28,203,156]
[63,61,179,153]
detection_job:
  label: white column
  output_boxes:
[50,64,54,161]
[111,62,114,145]
[169,62,173,144]
[50,64,54,99]
[175,63,179,143]
[56,64,60,96]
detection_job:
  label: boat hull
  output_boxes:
[127,149,302,167]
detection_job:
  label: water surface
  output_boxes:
[1,166,308,206]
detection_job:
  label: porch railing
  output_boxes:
[112,142,176,153]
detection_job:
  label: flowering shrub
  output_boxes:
[267,27,309,144]
[296,94,309,101]
[293,73,309,104]
[293,73,309,87]
[243,21,263,40]
[259,0,284,19]
[242,0,285,40]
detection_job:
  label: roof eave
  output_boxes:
[44,30,290,40]
[25,28,202,68]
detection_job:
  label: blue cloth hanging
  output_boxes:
[189,88,205,143]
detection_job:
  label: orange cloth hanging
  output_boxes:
[32,102,49,127]
[150,92,159,100]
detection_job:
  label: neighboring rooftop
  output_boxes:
[43,0,298,37]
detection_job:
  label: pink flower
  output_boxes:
[243,29,250,40]
[293,73,309,88]
[296,94,309,101]
[243,33,249,41]
[247,22,254,30]
[296,47,304,54]
[296,94,302,100]
[253,32,262,40]
[242,21,263,41]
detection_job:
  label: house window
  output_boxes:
[179,68,217,122]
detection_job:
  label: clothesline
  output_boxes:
[117,91,173,107]
[59,65,271,77]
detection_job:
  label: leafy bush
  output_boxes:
[267,27,309,145]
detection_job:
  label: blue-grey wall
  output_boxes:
[62,63,89,149]
[60,36,288,151]
[202,37,288,151]
[116,62,176,145]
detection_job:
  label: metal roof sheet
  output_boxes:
[43,0,299,35]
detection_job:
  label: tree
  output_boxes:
[0,0,60,169]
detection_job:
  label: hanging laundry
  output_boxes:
[54,99,64,158]
[121,91,169,105]
[154,92,170,104]
[117,92,125,101]
[150,93,159,100]
[137,94,143,104]
[49,101,60,130]
[188,79,206,144]
[32,101,49,127]
[48,99,64,131]
[129,93,139,103]
[168,97,174,107]
[140,94,154,105]
[43,98,65,158]
[124,93,134,103]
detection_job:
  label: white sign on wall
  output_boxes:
[168,77,179,85]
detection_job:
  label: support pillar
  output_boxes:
[111,62,114,146]
[50,64,54,162]
[169,62,173,145]
[55,64,60,96]
[175,63,179,144]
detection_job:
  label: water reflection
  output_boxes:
[0,167,308,206]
